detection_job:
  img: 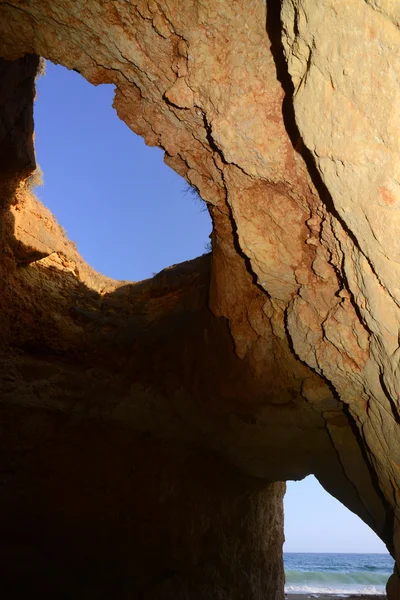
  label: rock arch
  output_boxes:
[0,1,399,597]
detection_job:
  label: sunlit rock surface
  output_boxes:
[0,1,399,597]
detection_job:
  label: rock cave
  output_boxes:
[0,1,400,598]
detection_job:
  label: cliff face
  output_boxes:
[0,1,399,598]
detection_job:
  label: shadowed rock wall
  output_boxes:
[0,1,399,597]
[0,405,286,600]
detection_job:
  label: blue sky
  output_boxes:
[34,62,211,281]
[34,62,388,554]
[284,476,387,553]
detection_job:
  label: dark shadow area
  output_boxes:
[0,54,38,269]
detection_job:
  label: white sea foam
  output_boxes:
[285,584,385,595]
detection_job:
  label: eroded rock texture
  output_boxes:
[0,0,399,597]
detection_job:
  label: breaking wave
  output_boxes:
[285,570,388,586]
[283,554,393,596]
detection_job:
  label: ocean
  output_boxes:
[284,553,394,596]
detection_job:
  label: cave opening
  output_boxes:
[33,60,212,281]
[284,475,393,596]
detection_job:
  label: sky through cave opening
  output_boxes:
[284,475,393,596]
[33,61,212,281]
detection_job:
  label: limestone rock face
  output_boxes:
[0,1,400,598]
[281,0,400,593]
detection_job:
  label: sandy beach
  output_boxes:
[285,594,387,600]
